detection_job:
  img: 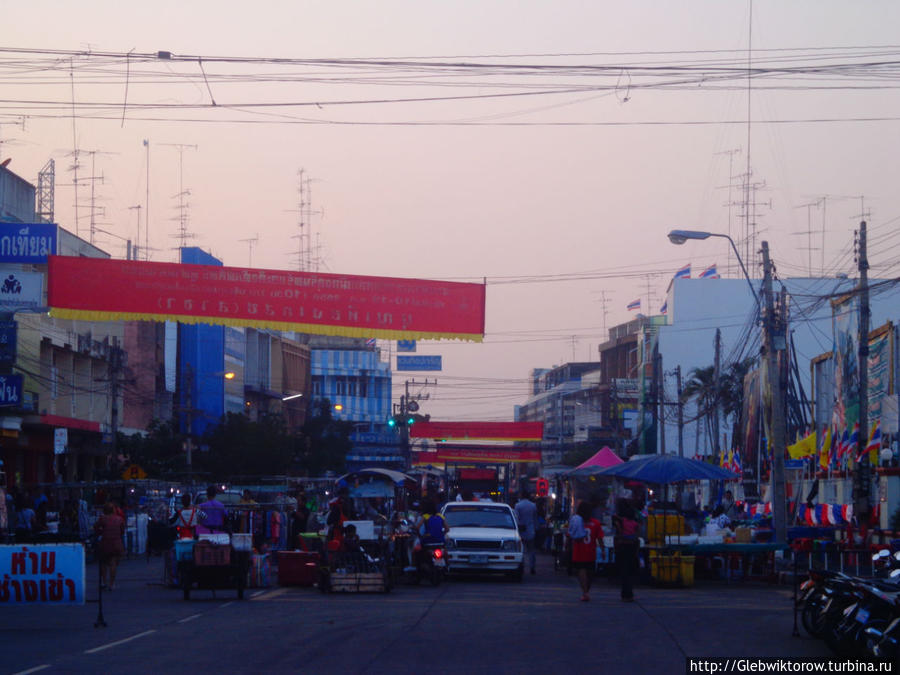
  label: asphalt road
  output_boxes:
[5,552,831,675]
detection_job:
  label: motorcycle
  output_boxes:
[818,551,900,659]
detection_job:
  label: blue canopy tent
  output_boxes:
[590,454,739,485]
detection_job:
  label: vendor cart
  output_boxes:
[319,540,390,593]
[177,535,251,600]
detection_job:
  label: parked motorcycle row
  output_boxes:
[798,549,900,662]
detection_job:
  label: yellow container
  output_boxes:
[680,555,695,587]
[650,551,695,586]
[650,552,680,583]
[647,514,686,542]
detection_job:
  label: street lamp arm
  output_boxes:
[667,228,759,306]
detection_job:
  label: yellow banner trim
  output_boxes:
[48,308,483,343]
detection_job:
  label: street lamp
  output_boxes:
[667,228,787,545]
[667,229,758,305]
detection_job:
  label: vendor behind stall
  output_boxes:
[197,486,228,534]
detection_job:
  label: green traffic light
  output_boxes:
[388,418,396,427]
[407,417,415,425]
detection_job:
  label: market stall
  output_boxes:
[591,454,755,586]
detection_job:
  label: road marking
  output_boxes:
[84,629,157,654]
[251,587,290,601]
[220,601,234,608]
[177,613,203,624]
[12,665,51,675]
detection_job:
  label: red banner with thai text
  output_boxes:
[413,446,542,465]
[410,421,544,441]
[47,256,485,341]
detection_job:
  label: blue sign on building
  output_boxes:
[0,320,16,365]
[0,223,57,263]
[396,355,442,371]
[0,373,22,406]
[396,340,417,353]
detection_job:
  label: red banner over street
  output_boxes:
[47,256,485,341]
[410,421,544,441]
[413,446,542,465]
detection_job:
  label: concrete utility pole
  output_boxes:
[713,328,722,459]
[853,221,872,522]
[108,339,123,461]
[761,241,788,545]
[676,365,684,458]
[659,354,666,455]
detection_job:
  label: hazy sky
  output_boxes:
[4,1,900,421]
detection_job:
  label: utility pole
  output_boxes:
[611,381,621,456]
[185,363,194,481]
[853,221,871,523]
[108,339,122,460]
[659,355,666,455]
[761,241,788,545]
[713,328,722,459]
[675,365,684,458]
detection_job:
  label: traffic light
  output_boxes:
[388,417,397,428]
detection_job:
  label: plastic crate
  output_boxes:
[194,542,231,566]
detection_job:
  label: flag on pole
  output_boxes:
[860,420,882,463]
[819,425,832,470]
[660,300,668,315]
[673,263,691,280]
[848,423,860,461]
[699,264,720,279]
[627,298,641,311]
[836,427,850,462]
[788,428,817,459]
[732,449,742,474]
[365,337,376,347]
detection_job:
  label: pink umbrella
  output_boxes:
[573,447,624,472]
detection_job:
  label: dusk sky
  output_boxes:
[4,2,900,421]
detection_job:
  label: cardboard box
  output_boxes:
[330,571,385,593]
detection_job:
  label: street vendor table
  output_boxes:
[657,542,788,583]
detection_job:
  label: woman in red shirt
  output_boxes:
[95,502,126,590]
[568,500,604,601]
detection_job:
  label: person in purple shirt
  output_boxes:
[197,486,228,534]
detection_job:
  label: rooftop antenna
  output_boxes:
[240,234,259,267]
[714,147,741,277]
[160,143,198,250]
[128,205,142,259]
[792,201,821,277]
[286,168,323,271]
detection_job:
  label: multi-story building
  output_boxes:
[1,165,123,487]
[304,335,391,429]
[515,362,601,465]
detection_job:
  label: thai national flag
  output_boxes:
[673,263,691,280]
[659,300,668,315]
[699,264,720,279]
[848,423,860,457]
[365,338,376,347]
[627,298,641,311]
[859,421,882,462]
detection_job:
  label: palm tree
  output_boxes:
[680,357,758,458]
[681,365,718,455]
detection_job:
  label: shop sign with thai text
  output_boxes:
[0,223,57,263]
[0,543,85,605]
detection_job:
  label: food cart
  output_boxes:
[176,533,252,600]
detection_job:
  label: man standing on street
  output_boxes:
[197,486,228,534]
[515,491,539,575]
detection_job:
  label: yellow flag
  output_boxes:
[788,429,816,459]
[819,426,832,470]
